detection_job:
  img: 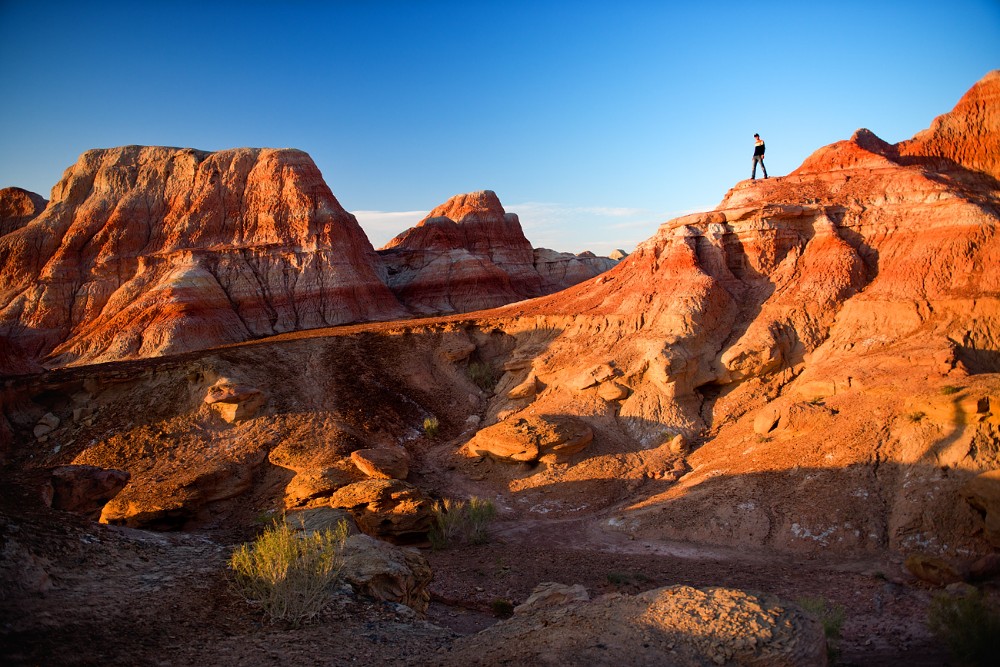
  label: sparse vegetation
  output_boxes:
[928,590,1000,666]
[797,596,845,660]
[423,416,440,439]
[229,519,349,626]
[490,597,514,618]
[468,361,498,391]
[940,385,963,395]
[429,496,497,549]
[907,411,927,423]
[607,571,652,587]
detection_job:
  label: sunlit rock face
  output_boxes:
[378,190,619,314]
[0,146,406,368]
[478,71,1000,557]
[378,190,545,314]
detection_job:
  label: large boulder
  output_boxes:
[329,479,435,543]
[466,415,593,463]
[340,533,432,614]
[204,378,266,423]
[443,584,827,666]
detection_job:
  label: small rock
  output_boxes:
[34,413,60,439]
[904,553,964,586]
[351,448,410,480]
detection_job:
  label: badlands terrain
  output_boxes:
[2,71,1000,666]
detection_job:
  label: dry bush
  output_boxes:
[430,497,497,548]
[229,519,349,625]
[467,361,498,391]
[928,590,1000,666]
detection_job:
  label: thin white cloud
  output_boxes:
[352,210,425,248]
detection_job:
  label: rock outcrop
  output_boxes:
[0,146,405,369]
[340,533,433,614]
[533,248,618,293]
[328,479,435,543]
[378,191,545,314]
[444,584,828,666]
[41,464,130,520]
[0,187,47,236]
[378,191,618,313]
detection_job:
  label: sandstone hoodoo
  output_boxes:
[0,146,406,369]
[378,190,618,313]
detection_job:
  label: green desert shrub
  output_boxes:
[423,416,440,439]
[797,595,845,660]
[928,590,1000,666]
[607,571,652,587]
[229,519,349,625]
[490,597,514,618]
[429,497,497,548]
[468,361,498,391]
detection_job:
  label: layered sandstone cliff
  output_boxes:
[0,146,406,367]
[378,191,543,314]
[378,191,618,314]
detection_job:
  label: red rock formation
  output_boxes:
[0,187,47,237]
[378,190,545,314]
[476,71,1000,556]
[533,248,618,294]
[378,191,619,314]
[895,69,1000,182]
[0,146,405,368]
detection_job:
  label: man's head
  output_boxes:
[754,133,760,138]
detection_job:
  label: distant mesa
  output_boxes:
[377,189,619,314]
[378,190,544,314]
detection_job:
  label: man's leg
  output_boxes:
[751,157,757,179]
[761,159,768,179]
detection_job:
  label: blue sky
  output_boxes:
[1,1,997,254]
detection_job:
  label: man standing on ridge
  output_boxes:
[751,133,767,180]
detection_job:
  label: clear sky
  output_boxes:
[1,1,997,254]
